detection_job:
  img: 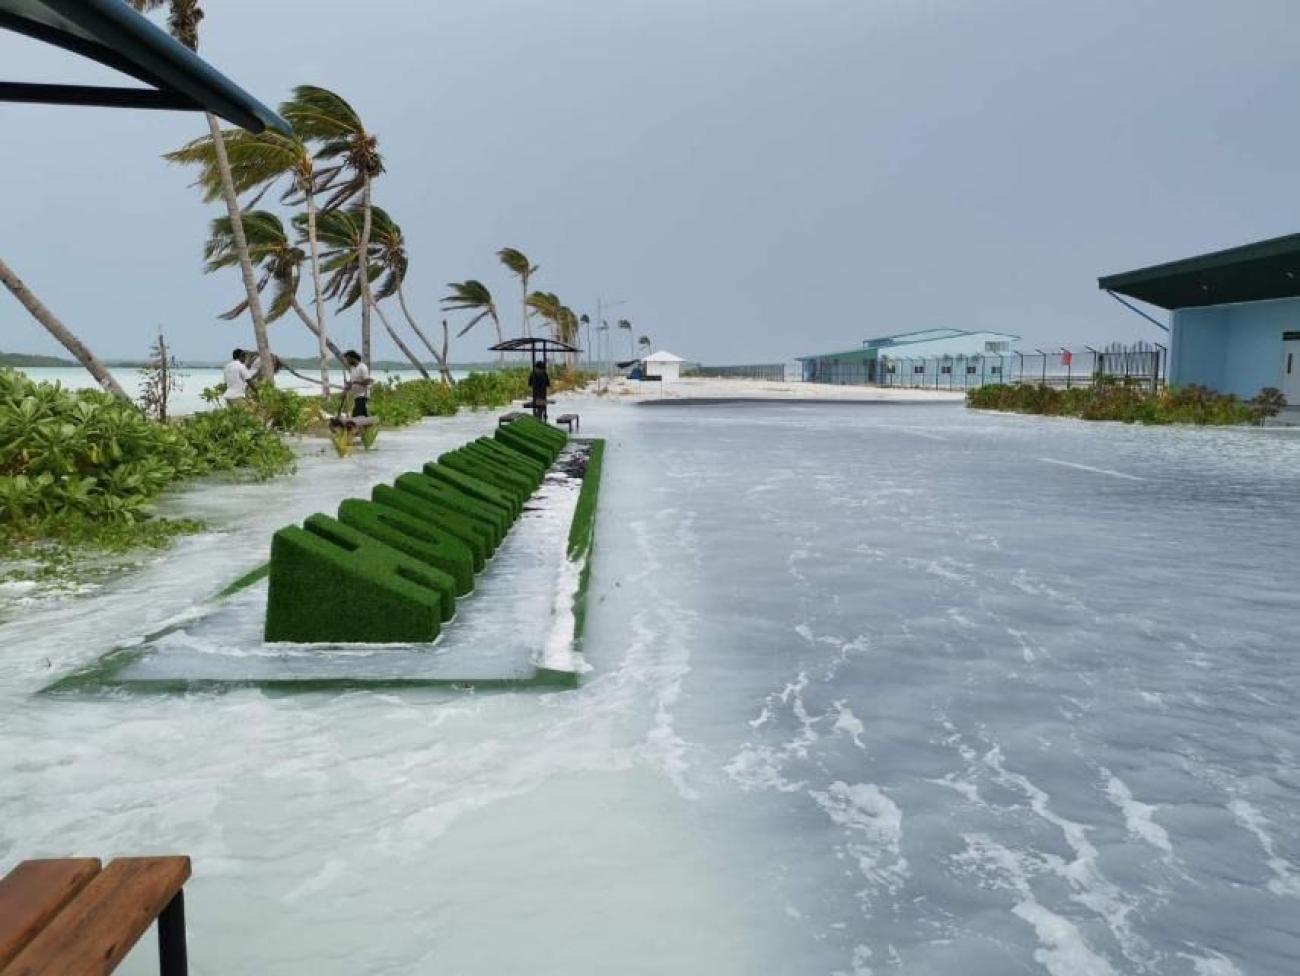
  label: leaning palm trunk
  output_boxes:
[373,301,430,379]
[0,256,129,401]
[358,177,374,365]
[206,112,274,383]
[304,190,332,396]
[290,301,348,371]
[397,283,455,385]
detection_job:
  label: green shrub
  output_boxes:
[453,369,529,408]
[965,378,1286,425]
[0,368,293,534]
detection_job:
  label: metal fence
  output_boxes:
[878,343,1166,392]
[684,363,789,381]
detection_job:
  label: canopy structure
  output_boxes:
[490,337,580,364]
[1099,233,1300,310]
[0,0,289,134]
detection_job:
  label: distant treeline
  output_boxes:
[1,351,518,371]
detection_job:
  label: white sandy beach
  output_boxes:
[571,375,965,403]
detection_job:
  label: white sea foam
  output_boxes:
[810,781,908,894]
[983,746,1151,966]
[957,834,1119,976]
[1228,798,1300,896]
[1103,770,1172,854]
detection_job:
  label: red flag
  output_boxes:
[1061,350,1073,366]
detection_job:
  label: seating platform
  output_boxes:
[497,411,525,427]
[0,856,191,975]
[556,413,580,433]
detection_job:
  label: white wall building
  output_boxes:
[641,350,685,384]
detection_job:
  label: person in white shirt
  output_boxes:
[223,348,255,406]
[343,350,373,417]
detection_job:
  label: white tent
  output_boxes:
[641,350,685,383]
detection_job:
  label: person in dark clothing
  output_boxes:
[528,359,551,421]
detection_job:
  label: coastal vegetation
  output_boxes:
[967,380,1286,425]
[0,368,292,573]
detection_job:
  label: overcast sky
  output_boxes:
[2,0,1298,364]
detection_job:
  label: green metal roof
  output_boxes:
[0,0,290,134]
[1099,233,1300,310]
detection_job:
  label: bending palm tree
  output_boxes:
[618,319,634,360]
[168,128,336,394]
[306,209,429,379]
[443,281,503,359]
[497,248,538,341]
[281,86,384,367]
[368,207,456,385]
[525,291,561,341]
[203,211,347,385]
[131,0,275,383]
[638,335,652,356]
[0,258,127,400]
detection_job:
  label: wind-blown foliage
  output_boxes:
[205,211,304,322]
[443,281,503,344]
[0,369,293,532]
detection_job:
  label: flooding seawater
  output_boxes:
[1,401,1298,975]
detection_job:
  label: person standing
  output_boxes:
[528,359,551,422]
[223,348,255,407]
[343,350,373,417]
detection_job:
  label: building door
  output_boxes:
[1283,332,1300,402]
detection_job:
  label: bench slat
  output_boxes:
[1,856,190,976]
[0,859,102,971]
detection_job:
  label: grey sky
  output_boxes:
[2,0,1298,365]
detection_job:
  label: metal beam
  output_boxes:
[0,82,199,111]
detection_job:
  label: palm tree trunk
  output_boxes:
[0,256,129,401]
[290,300,348,371]
[520,277,530,340]
[304,190,332,396]
[359,176,374,366]
[397,282,455,385]
[206,112,275,384]
[374,301,430,379]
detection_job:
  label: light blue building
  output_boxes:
[1100,234,1300,401]
[798,328,1019,384]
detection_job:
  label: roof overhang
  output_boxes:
[1099,233,1300,310]
[0,0,289,134]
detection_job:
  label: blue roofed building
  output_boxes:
[797,328,1020,384]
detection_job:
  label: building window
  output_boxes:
[990,365,1002,375]
[941,365,952,374]
[887,365,896,374]
[985,341,1010,353]
[913,365,925,374]
[966,365,977,374]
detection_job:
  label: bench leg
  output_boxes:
[158,890,188,976]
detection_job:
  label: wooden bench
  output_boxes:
[497,411,525,427]
[0,856,191,975]
[556,413,580,433]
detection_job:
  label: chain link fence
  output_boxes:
[683,363,789,381]
[877,342,1165,392]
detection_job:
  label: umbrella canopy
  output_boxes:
[0,0,290,134]
[489,337,581,364]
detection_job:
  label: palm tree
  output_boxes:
[305,209,429,379]
[524,291,561,341]
[497,248,537,340]
[280,86,384,366]
[167,128,335,394]
[638,334,652,356]
[130,0,275,383]
[0,258,128,400]
[618,318,634,359]
[443,281,503,357]
[367,206,455,385]
[202,211,347,386]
